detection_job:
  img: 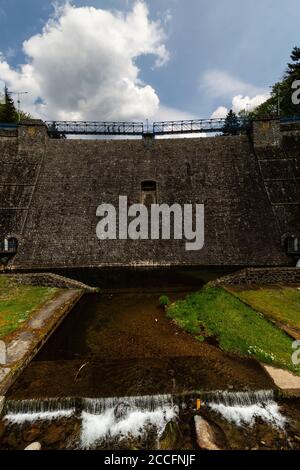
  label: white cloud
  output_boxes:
[201,69,270,118]
[153,104,196,121]
[200,69,266,99]
[231,94,269,113]
[0,1,171,121]
[210,106,228,119]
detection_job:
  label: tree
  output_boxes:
[0,87,33,123]
[252,46,300,118]
[222,109,239,135]
[0,87,17,123]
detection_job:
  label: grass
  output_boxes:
[0,276,59,339]
[167,287,300,375]
[228,286,300,331]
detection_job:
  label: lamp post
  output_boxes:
[9,91,29,121]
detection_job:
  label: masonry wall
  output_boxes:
[252,120,300,238]
[0,120,297,269]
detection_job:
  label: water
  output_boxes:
[80,395,177,449]
[4,397,76,425]
[203,390,287,429]
[2,268,299,450]
[3,395,179,449]
[1,392,299,450]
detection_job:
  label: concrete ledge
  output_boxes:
[262,364,300,397]
[0,289,84,395]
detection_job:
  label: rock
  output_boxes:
[0,420,6,439]
[23,427,41,442]
[194,415,221,451]
[43,424,65,446]
[24,442,41,451]
[6,432,18,448]
[159,421,182,450]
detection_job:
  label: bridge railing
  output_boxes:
[45,118,251,137]
[153,118,250,135]
[45,121,144,136]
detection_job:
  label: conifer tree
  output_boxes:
[0,87,17,123]
[223,109,239,135]
[252,46,300,118]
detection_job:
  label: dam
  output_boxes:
[0,117,299,270]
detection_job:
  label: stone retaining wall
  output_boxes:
[0,272,97,292]
[210,267,300,287]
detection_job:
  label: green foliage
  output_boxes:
[167,287,300,375]
[0,276,59,338]
[159,295,170,307]
[195,335,205,343]
[0,87,17,123]
[242,46,300,119]
[222,109,240,135]
[0,87,33,123]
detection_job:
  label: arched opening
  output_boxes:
[7,237,18,253]
[141,180,157,206]
[1,237,18,254]
[285,236,300,255]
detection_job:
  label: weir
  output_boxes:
[2,390,288,449]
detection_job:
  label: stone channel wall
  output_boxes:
[210,267,300,286]
[0,272,96,291]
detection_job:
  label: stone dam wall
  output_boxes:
[0,119,299,269]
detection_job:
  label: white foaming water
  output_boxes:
[4,398,76,425]
[5,409,74,425]
[80,395,178,449]
[206,390,287,429]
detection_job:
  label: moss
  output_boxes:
[167,287,300,375]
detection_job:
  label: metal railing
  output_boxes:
[45,117,251,137]
[46,121,144,137]
[152,118,250,135]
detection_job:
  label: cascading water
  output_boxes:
[3,395,179,449]
[203,390,287,429]
[2,391,290,449]
[80,395,178,449]
[4,398,76,424]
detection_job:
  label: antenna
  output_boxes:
[9,91,29,121]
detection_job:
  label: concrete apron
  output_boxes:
[262,364,300,397]
[0,289,83,396]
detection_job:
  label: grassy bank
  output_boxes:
[166,287,300,375]
[228,286,300,331]
[0,276,59,338]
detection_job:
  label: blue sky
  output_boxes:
[0,0,299,121]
